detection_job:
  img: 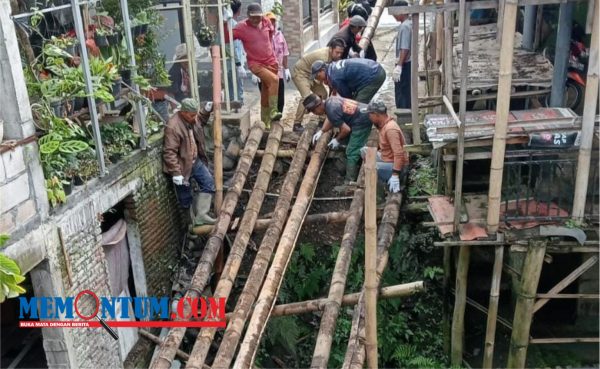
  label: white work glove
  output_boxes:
[284,68,291,82]
[348,48,358,58]
[172,175,184,186]
[393,65,403,82]
[312,130,323,145]
[327,138,340,149]
[359,49,365,58]
[251,74,260,84]
[236,65,248,79]
[388,174,400,193]
[204,101,213,112]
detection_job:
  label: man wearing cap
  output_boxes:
[290,37,346,132]
[163,98,217,227]
[392,1,412,108]
[312,58,385,104]
[331,15,371,60]
[233,3,282,127]
[338,6,378,61]
[361,100,409,193]
[303,94,372,185]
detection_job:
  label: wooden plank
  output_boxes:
[533,255,599,313]
[536,293,600,299]
[530,337,600,344]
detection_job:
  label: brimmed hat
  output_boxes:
[265,11,277,20]
[349,15,367,27]
[247,3,263,16]
[180,98,199,112]
[174,43,187,61]
[360,100,387,114]
[311,60,328,78]
[303,94,323,112]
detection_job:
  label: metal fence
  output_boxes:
[501,149,599,222]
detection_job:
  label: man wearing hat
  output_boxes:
[303,94,372,186]
[233,3,282,127]
[290,37,346,132]
[330,15,375,60]
[311,58,385,104]
[163,98,217,227]
[361,100,409,193]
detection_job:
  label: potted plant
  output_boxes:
[46,176,67,207]
[131,11,150,36]
[197,25,215,47]
[95,27,110,47]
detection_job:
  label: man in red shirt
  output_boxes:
[233,3,282,128]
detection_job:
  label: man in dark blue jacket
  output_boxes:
[311,58,385,103]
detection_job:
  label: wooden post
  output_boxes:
[572,0,599,220]
[185,123,283,369]
[450,245,470,366]
[311,172,366,366]
[486,0,518,234]
[443,245,452,355]
[482,246,505,368]
[233,131,332,369]
[411,13,421,144]
[507,239,547,368]
[453,0,469,233]
[212,126,317,369]
[149,124,264,369]
[496,0,505,44]
[211,45,223,213]
[364,148,378,369]
[443,0,454,99]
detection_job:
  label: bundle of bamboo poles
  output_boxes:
[232,130,332,369]
[211,125,318,369]
[149,123,264,369]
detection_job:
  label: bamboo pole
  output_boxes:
[364,148,378,369]
[453,0,469,233]
[506,239,547,368]
[211,126,317,369]
[572,0,599,220]
[450,245,471,366]
[310,171,366,368]
[482,245,505,368]
[529,337,600,344]
[411,12,421,144]
[211,45,223,213]
[139,330,191,363]
[343,194,403,369]
[443,0,453,99]
[486,0,519,234]
[149,123,264,369]
[232,130,332,369]
[358,0,389,51]
[192,211,351,235]
[185,123,284,369]
[272,282,424,317]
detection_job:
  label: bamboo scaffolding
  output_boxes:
[149,123,264,369]
[486,0,519,234]
[185,123,284,369]
[212,126,317,369]
[311,166,366,369]
[507,239,547,368]
[364,148,378,369]
[192,211,351,235]
[271,282,424,317]
[343,194,403,369]
[231,130,332,369]
[482,245,505,368]
[450,245,471,366]
[572,0,599,220]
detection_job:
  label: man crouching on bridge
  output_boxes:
[163,98,217,227]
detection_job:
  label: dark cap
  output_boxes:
[361,100,387,114]
[349,15,367,27]
[311,60,327,78]
[247,3,263,16]
[303,94,323,112]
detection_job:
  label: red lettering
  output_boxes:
[176,297,193,320]
[207,297,226,320]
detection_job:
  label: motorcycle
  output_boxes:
[545,39,588,110]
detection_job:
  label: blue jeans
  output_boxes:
[174,160,215,208]
[395,61,411,109]
[376,158,408,187]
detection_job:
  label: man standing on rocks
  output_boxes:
[163,98,217,227]
[304,94,372,187]
[311,57,385,104]
[361,100,409,193]
[233,3,282,128]
[290,38,346,132]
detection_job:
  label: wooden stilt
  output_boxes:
[443,245,452,355]
[482,245,505,368]
[364,148,379,369]
[451,245,470,366]
[507,239,547,368]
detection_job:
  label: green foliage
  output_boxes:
[258,224,447,368]
[270,2,284,16]
[45,176,67,207]
[0,246,26,303]
[0,234,9,248]
[338,0,354,19]
[408,155,438,197]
